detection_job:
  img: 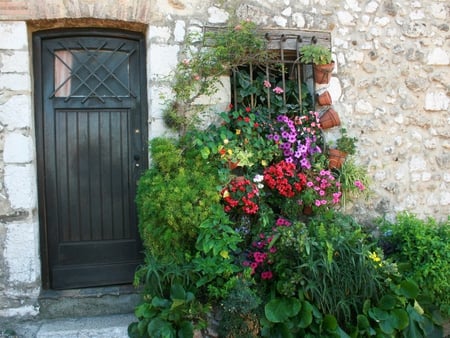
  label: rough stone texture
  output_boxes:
[0,0,449,321]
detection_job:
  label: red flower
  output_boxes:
[245,106,251,112]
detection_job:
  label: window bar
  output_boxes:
[232,68,238,109]
[264,32,271,116]
[266,63,271,117]
[280,35,287,105]
[249,62,255,108]
[296,35,303,108]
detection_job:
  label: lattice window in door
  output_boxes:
[52,41,137,103]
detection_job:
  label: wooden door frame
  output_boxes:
[32,28,148,289]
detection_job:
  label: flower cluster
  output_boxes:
[221,176,260,215]
[214,108,280,168]
[268,112,323,169]
[303,169,342,207]
[243,217,292,280]
[263,160,307,198]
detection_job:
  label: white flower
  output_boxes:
[253,174,264,183]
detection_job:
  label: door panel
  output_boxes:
[34,29,147,289]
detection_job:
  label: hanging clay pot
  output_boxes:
[328,148,347,170]
[313,62,335,84]
[317,90,332,106]
[319,108,341,130]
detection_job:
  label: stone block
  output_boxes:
[427,48,449,65]
[174,20,186,42]
[0,94,31,130]
[4,221,40,284]
[4,164,37,210]
[3,133,34,164]
[148,25,171,43]
[0,22,27,50]
[424,91,449,111]
[0,73,31,91]
[149,45,179,79]
[0,51,29,73]
[207,6,229,24]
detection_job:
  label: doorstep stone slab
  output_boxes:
[3,313,135,338]
[36,313,134,338]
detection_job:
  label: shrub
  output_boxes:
[136,137,221,264]
[379,212,450,316]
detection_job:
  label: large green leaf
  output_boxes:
[298,301,313,328]
[399,279,419,299]
[391,309,409,330]
[357,314,370,330]
[170,283,186,300]
[152,296,171,309]
[378,295,398,311]
[368,307,389,321]
[323,314,338,332]
[178,321,194,338]
[148,318,176,338]
[265,298,301,323]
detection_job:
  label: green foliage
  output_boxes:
[379,213,450,316]
[218,279,262,337]
[163,20,269,132]
[300,44,333,65]
[337,156,371,207]
[336,128,357,155]
[192,205,244,300]
[136,137,221,264]
[353,279,444,337]
[272,211,386,325]
[128,283,208,338]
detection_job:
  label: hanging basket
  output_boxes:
[313,62,335,84]
[328,148,347,169]
[319,108,341,130]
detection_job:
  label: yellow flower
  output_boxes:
[220,250,230,259]
[235,129,241,135]
[261,160,268,167]
[227,149,233,155]
[369,252,381,262]
[222,189,230,198]
[223,138,229,144]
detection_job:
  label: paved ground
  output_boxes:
[1,313,135,338]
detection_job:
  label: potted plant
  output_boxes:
[300,44,335,84]
[328,128,357,169]
[336,156,371,208]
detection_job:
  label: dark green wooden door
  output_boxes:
[33,29,147,289]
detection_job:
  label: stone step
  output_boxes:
[38,285,141,319]
[2,313,135,338]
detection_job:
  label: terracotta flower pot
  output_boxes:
[328,148,347,169]
[317,90,332,106]
[319,108,341,130]
[313,62,335,84]
[228,160,240,170]
[303,205,313,216]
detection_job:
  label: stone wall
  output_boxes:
[0,0,448,319]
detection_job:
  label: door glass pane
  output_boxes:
[54,49,131,99]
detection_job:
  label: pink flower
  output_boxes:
[261,271,273,280]
[354,180,365,191]
[273,86,284,94]
[315,200,321,207]
[263,80,271,88]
